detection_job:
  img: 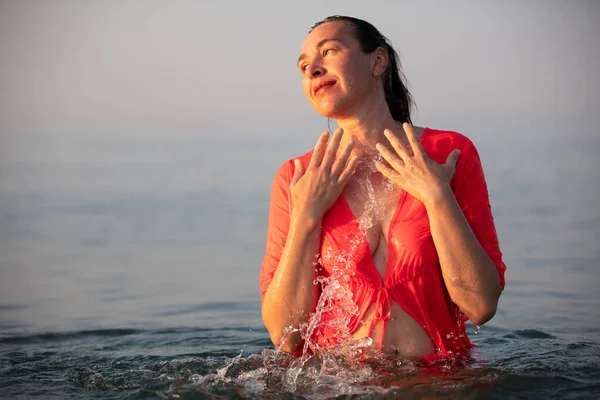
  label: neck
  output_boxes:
[335,88,401,158]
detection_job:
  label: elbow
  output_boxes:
[470,309,496,326]
[469,301,498,326]
[273,334,303,354]
[262,311,303,354]
[268,329,302,354]
[469,281,503,326]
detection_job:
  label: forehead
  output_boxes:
[300,21,355,53]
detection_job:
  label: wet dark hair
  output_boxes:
[311,15,415,124]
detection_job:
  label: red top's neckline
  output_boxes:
[338,126,431,283]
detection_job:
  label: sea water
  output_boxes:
[1,133,599,399]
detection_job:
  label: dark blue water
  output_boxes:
[1,132,599,399]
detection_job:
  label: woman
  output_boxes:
[259,15,506,361]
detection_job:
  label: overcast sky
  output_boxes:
[0,1,598,327]
[0,0,599,141]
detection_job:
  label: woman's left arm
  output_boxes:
[376,123,505,326]
[424,184,503,325]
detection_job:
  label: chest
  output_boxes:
[320,173,439,281]
[342,173,400,251]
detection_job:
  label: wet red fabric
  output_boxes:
[260,128,506,357]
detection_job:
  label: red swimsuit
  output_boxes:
[260,128,506,358]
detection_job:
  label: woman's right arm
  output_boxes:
[260,129,357,354]
[261,208,323,353]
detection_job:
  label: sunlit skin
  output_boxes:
[262,21,502,357]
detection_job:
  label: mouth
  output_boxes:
[313,80,337,97]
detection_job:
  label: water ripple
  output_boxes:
[503,329,556,339]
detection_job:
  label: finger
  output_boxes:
[337,154,360,185]
[291,159,304,186]
[383,129,411,160]
[320,128,344,169]
[376,142,405,171]
[445,149,461,168]
[330,138,355,177]
[375,160,404,184]
[309,131,330,168]
[402,123,425,159]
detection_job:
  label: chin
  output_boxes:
[315,109,337,119]
[312,99,346,119]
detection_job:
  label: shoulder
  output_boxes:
[422,128,486,187]
[419,127,478,166]
[272,149,314,183]
[294,149,314,168]
[422,127,477,152]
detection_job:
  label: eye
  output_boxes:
[323,48,335,56]
[300,63,309,72]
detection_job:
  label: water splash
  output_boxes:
[356,154,397,232]
[132,349,475,399]
[216,348,244,378]
[275,156,400,394]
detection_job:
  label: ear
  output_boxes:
[372,46,389,77]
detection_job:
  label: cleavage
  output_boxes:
[343,170,401,276]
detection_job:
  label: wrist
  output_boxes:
[290,209,323,232]
[424,183,455,210]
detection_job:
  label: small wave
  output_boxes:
[503,329,555,339]
[0,328,145,345]
[153,301,259,317]
[0,303,31,311]
[152,326,266,335]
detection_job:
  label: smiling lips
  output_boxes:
[313,80,337,97]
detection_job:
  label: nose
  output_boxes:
[306,62,325,78]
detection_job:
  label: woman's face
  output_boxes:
[298,21,378,119]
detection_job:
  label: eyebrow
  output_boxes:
[297,38,342,66]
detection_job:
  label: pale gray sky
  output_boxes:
[0,1,599,329]
[0,0,599,140]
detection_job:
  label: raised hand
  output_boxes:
[374,123,461,205]
[290,128,358,222]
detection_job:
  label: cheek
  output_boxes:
[338,59,364,89]
[342,66,360,89]
[302,78,312,99]
[346,64,372,91]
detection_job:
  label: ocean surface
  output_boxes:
[1,131,599,399]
